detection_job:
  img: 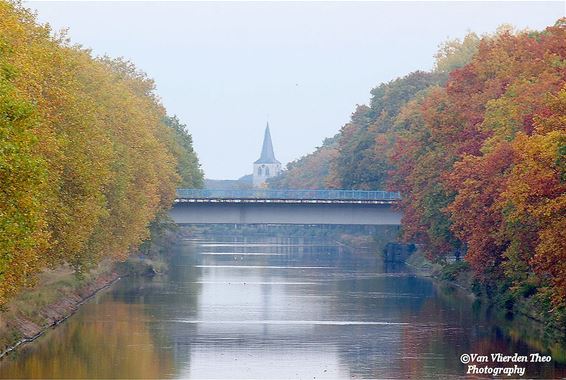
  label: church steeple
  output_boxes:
[254,122,280,164]
[252,122,282,187]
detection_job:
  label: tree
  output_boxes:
[0,1,203,302]
[268,136,339,189]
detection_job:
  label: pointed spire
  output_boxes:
[254,122,280,164]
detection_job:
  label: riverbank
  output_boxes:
[333,227,400,254]
[0,254,169,360]
[340,234,566,349]
[405,250,566,360]
[0,261,120,359]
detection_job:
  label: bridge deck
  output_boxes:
[175,189,401,205]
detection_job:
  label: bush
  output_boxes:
[439,260,470,282]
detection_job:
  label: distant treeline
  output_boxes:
[270,21,565,323]
[0,1,203,304]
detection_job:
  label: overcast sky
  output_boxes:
[27,1,564,179]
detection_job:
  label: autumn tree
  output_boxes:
[268,136,339,189]
[0,1,203,302]
[326,71,446,190]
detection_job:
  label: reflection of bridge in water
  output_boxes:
[170,189,402,225]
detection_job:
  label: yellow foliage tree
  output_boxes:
[0,1,201,302]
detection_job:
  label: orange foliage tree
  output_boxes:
[390,20,565,311]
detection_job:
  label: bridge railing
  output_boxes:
[176,189,401,201]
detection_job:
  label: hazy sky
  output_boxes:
[27,1,564,179]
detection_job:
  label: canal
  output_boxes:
[1,233,564,379]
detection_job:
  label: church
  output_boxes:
[253,123,281,187]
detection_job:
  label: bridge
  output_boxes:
[170,189,402,225]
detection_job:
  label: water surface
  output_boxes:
[1,235,564,379]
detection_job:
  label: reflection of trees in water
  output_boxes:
[186,224,399,243]
[329,275,434,378]
[7,233,564,379]
[194,233,436,379]
[0,240,204,379]
[392,283,566,379]
[196,233,435,378]
[109,242,204,379]
[270,235,566,379]
[0,302,176,379]
[142,234,564,378]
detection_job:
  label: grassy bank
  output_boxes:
[0,219,177,358]
[0,251,174,359]
[0,261,120,358]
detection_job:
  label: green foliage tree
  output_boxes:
[434,33,480,73]
[162,115,204,189]
[327,71,445,190]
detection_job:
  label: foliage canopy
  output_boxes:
[0,1,203,303]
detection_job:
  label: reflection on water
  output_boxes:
[1,234,565,379]
[0,302,175,379]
